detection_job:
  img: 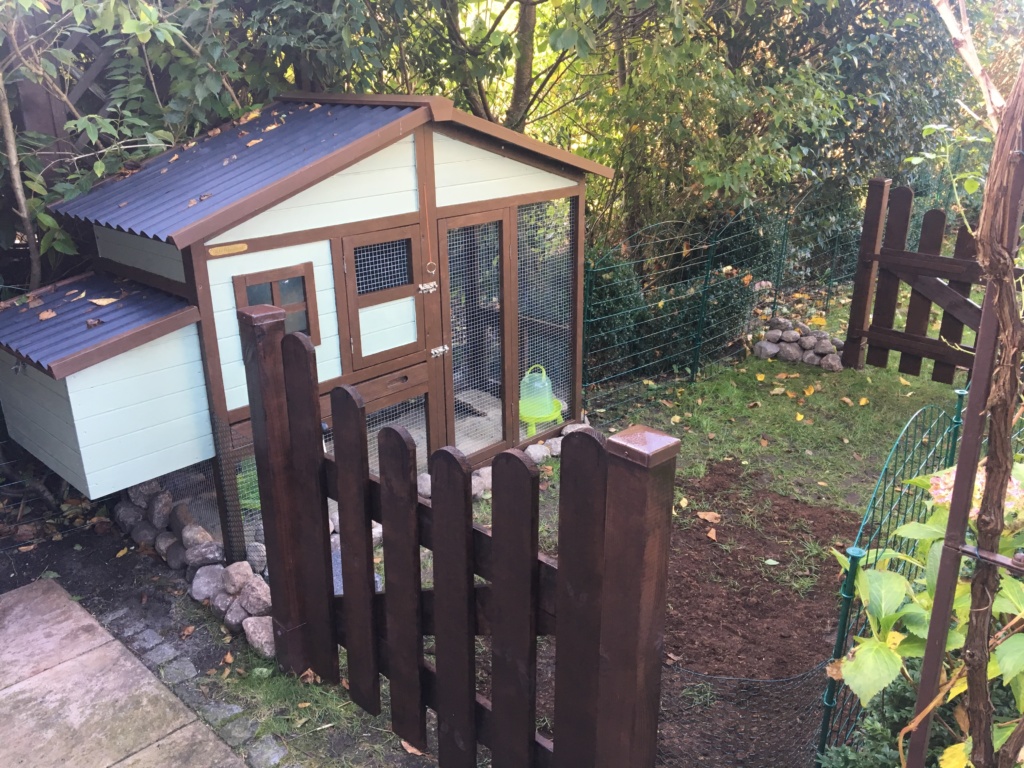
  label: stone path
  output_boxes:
[0,579,244,768]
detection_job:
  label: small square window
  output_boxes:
[284,309,309,335]
[246,282,272,305]
[233,262,320,345]
[278,276,306,305]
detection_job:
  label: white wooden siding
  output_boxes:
[66,324,214,498]
[207,136,419,244]
[433,134,577,208]
[359,296,418,356]
[0,351,90,493]
[94,226,186,283]
[206,241,341,410]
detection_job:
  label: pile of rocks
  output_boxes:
[753,317,846,372]
[189,561,276,659]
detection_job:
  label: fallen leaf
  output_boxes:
[115,547,128,557]
[181,625,195,639]
[840,396,854,406]
[188,198,198,207]
[299,668,321,685]
[853,452,863,461]
[759,437,769,447]
[38,309,57,320]
[341,678,350,690]
[804,385,815,396]
[755,373,765,381]
[17,544,35,552]
[659,399,674,407]
[826,660,844,681]
[809,317,828,327]
[859,397,869,406]
[298,702,311,709]
[818,481,828,486]
[670,415,681,424]
[796,412,804,421]
[89,297,118,306]
[401,741,425,756]
[168,153,179,163]
[263,123,280,133]
[899,377,911,386]
[697,511,721,524]
[747,401,761,408]
[770,387,786,396]
[742,273,753,286]
[706,528,717,541]
[842,437,850,444]
[786,391,797,399]
[678,497,689,509]
[294,717,309,728]
[221,666,231,679]
[246,138,263,147]
[65,289,77,295]
[70,291,86,301]
[642,379,655,386]
[28,298,42,308]
[223,651,234,665]
[707,433,716,440]
[775,373,789,380]
[764,558,780,566]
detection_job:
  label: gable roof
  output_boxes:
[0,272,199,379]
[52,94,612,249]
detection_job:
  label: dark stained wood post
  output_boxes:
[842,178,891,369]
[595,425,680,768]
[237,305,338,683]
[865,186,914,369]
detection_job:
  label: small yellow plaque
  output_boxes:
[208,242,248,257]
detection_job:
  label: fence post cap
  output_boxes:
[237,304,287,327]
[606,425,680,468]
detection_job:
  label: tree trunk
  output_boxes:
[0,71,42,291]
[504,0,536,132]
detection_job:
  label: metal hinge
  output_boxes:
[350,338,355,354]
[418,281,438,294]
[430,344,450,358]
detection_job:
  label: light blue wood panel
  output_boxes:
[359,296,418,356]
[94,226,186,282]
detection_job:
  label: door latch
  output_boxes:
[430,344,450,358]
[418,281,439,294]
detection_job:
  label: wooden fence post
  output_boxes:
[595,425,681,768]
[842,178,891,369]
[237,306,338,682]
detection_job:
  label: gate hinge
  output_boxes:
[418,281,439,294]
[430,344,450,358]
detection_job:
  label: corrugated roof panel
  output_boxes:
[53,103,416,244]
[0,273,194,375]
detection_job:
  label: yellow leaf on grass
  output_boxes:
[809,317,828,326]
[770,387,786,396]
[89,297,118,307]
[706,528,717,541]
[116,547,128,557]
[670,415,682,424]
[804,385,815,396]
[755,373,765,381]
[298,702,311,709]
[796,412,804,421]
[223,651,234,665]
[859,397,869,406]
[678,497,689,509]
[759,437,769,447]
[840,396,854,406]
[697,511,721,524]
[786,391,797,399]
[642,379,655,386]
[899,377,912,386]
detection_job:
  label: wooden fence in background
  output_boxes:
[237,304,681,768]
[842,178,1012,383]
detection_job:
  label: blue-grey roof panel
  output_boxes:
[52,103,416,243]
[0,273,193,375]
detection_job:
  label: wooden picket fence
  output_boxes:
[236,304,681,768]
[842,178,1023,382]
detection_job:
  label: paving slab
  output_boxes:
[111,722,242,768]
[0,578,112,690]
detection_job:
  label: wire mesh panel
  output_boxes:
[364,396,429,476]
[448,220,505,455]
[518,198,575,440]
[354,238,412,295]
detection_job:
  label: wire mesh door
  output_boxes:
[441,212,511,459]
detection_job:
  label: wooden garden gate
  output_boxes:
[842,178,1017,382]
[237,304,681,768]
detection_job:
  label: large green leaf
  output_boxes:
[996,634,1024,685]
[863,569,908,623]
[843,637,903,706]
[994,576,1024,615]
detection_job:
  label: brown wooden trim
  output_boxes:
[49,305,200,379]
[354,283,416,309]
[433,124,587,184]
[93,257,194,301]
[571,191,585,421]
[849,326,975,369]
[205,212,421,258]
[172,107,432,248]
[231,261,322,346]
[504,205,519,448]
[434,184,585,220]
[280,91,455,121]
[875,248,998,282]
[188,244,231,421]
[355,363,429,405]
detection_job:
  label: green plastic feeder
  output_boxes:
[520,365,562,436]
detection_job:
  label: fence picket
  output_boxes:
[866,186,914,369]
[899,209,947,376]
[490,450,541,768]
[378,425,427,750]
[932,226,978,384]
[431,447,477,768]
[842,179,891,369]
[553,429,608,768]
[330,384,381,713]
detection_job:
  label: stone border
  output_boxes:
[752,316,845,372]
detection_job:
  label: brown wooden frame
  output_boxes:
[232,261,322,346]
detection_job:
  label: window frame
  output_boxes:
[232,261,321,345]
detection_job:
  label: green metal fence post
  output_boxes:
[690,236,718,381]
[946,389,968,468]
[816,546,867,764]
[771,210,790,319]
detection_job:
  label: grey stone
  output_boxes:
[162,470,208,499]
[417,472,431,499]
[246,734,288,768]
[129,628,164,652]
[330,533,340,551]
[768,316,793,331]
[246,542,267,573]
[810,329,830,339]
[143,642,181,667]
[471,474,487,500]
[130,520,159,547]
[127,479,161,508]
[197,699,243,726]
[223,561,254,595]
[243,616,276,659]
[547,436,563,457]
[181,524,213,550]
[798,335,817,350]
[764,329,783,343]
[165,542,187,570]
[371,522,383,547]
[219,717,259,748]
[185,541,225,568]
[795,321,812,335]
[253,521,265,544]
[524,443,551,464]
[801,351,822,366]
[161,657,198,685]
[753,340,780,360]
[169,502,195,539]
[813,339,837,356]
[328,499,339,534]
[777,342,802,363]
[211,591,235,619]
[110,616,147,638]
[561,422,589,435]
[239,577,272,617]
[147,491,173,530]
[99,607,129,626]
[820,353,843,372]
[474,466,492,490]
[190,564,226,601]
[780,330,801,343]
[224,599,250,633]
[113,501,145,534]
[154,531,177,559]
[831,337,845,351]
